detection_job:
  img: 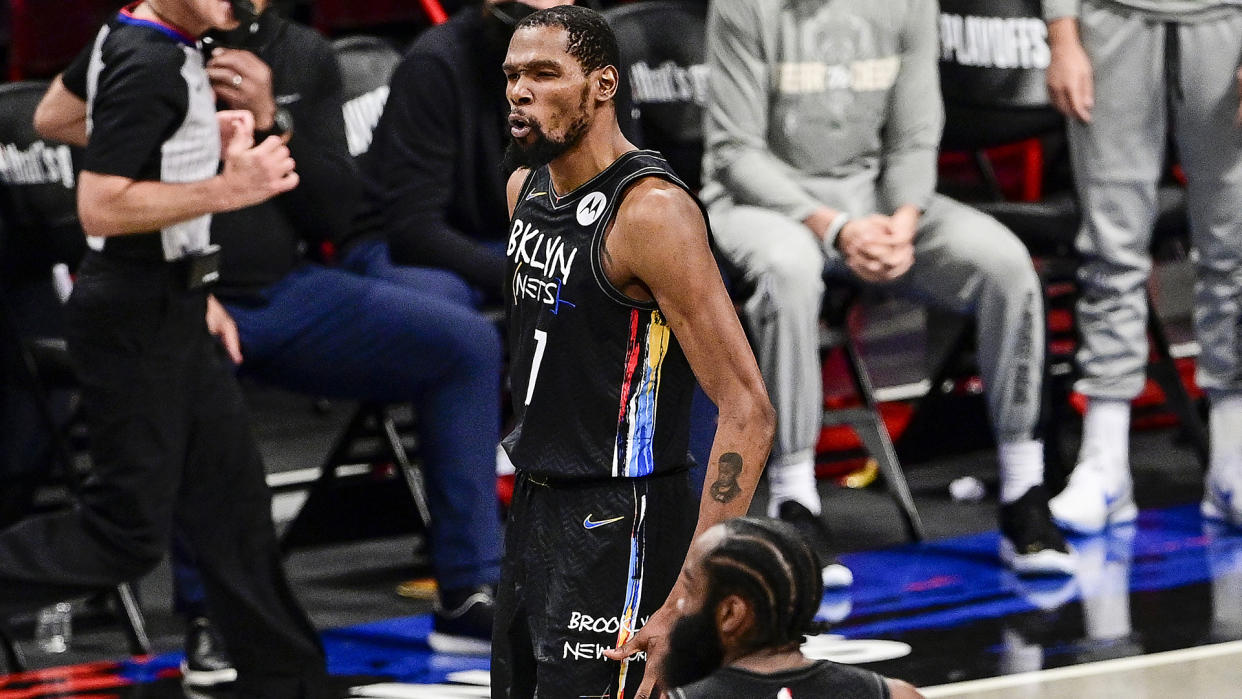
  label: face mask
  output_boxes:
[229,0,259,25]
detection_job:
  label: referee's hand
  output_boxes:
[206,294,243,364]
[219,111,299,210]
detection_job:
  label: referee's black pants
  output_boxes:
[0,253,327,696]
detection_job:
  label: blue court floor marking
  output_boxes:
[115,615,489,686]
[829,504,1242,639]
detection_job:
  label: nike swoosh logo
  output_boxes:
[583,514,625,529]
[526,191,546,200]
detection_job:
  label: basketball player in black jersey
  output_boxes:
[664,518,921,699]
[495,6,775,699]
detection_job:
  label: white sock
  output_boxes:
[766,451,821,517]
[1209,392,1242,479]
[496,444,515,476]
[1078,398,1131,479]
[998,439,1044,504]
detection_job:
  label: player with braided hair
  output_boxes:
[664,517,923,698]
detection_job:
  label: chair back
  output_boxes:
[334,35,402,158]
[0,80,85,276]
[604,0,708,189]
[938,0,1062,150]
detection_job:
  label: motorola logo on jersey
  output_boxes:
[577,191,608,226]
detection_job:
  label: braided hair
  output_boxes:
[514,5,621,76]
[701,517,827,653]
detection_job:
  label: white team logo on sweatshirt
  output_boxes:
[577,192,607,226]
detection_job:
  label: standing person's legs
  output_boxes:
[492,473,694,698]
[492,474,538,699]
[1171,11,1242,523]
[1056,5,1166,533]
[0,275,64,529]
[895,196,1070,574]
[175,296,327,696]
[0,261,184,615]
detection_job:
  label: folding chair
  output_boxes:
[334,35,401,159]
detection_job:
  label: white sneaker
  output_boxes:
[1202,472,1242,527]
[1049,463,1136,535]
[821,562,854,589]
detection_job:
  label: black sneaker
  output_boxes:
[777,501,854,588]
[1000,485,1076,576]
[428,585,494,656]
[180,616,237,687]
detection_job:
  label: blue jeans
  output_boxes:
[174,241,504,615]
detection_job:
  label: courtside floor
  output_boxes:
[2,291,1220,697]
[4,501,1242,698]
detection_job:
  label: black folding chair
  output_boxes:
[334,34,401,159]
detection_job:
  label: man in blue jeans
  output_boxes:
[38,0,505,685]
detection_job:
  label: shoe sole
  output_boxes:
[999,538,1076,577]
[179,660,238,687]
[821,563,854,589]
[427,632,490,656]
[1201,499,1242,527]
[1052,500,1137,536]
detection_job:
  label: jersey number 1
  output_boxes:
[524,329,548,406]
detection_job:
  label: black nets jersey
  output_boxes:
[70,3,218,261]
[669,661,892,699]
[502,150,704,480]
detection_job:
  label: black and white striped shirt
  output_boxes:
[75,3,218,262]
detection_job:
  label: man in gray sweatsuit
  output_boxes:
[1043,0,1242,533]
[703,0,1072,577]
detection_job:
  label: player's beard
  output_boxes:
[503,89,592,172]
[662,604,726,690]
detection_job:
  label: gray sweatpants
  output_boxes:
[709,194,1045,465]
[1072,2,1242,400]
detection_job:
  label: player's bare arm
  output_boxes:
[33,76,88,147]
[78,125,298,237]
[602,178,773,528]
[506,167,531,219]
[602,176,775,697]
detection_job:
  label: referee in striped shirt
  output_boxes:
[0,1,329,695]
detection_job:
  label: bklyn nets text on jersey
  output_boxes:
[509,217,580,307]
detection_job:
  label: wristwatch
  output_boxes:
[256,106,293,140]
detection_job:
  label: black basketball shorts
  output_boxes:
[491,469,695,699]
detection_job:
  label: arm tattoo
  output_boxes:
[709,452,744,503]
